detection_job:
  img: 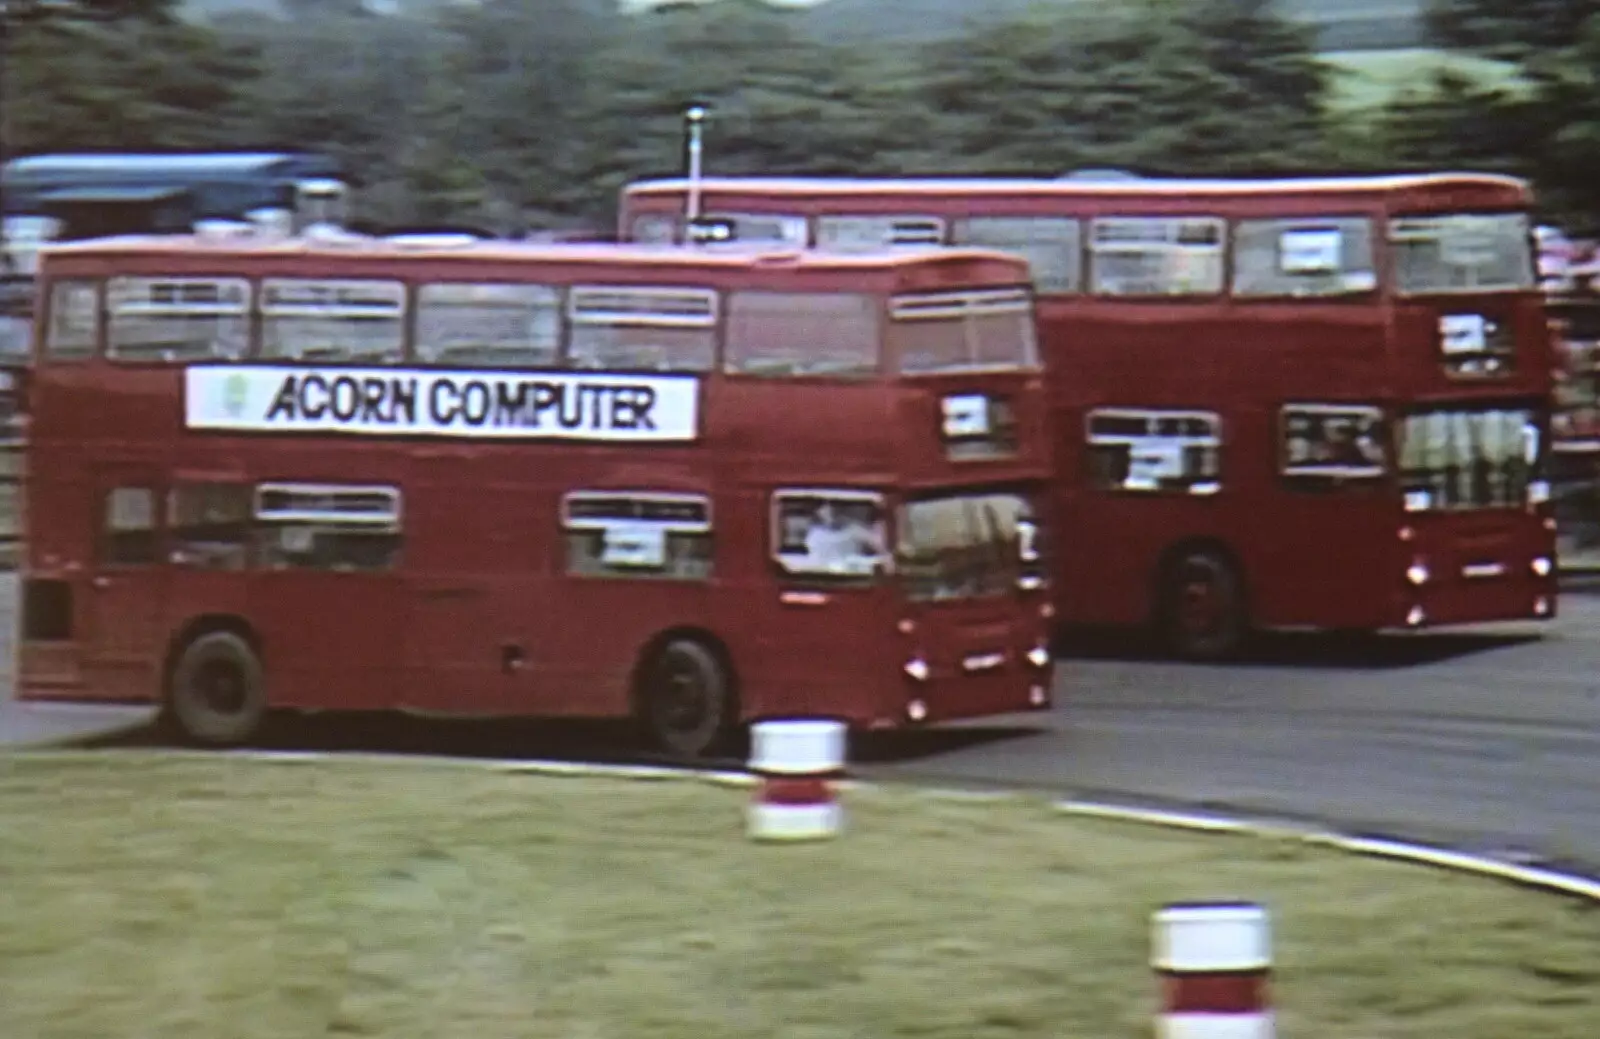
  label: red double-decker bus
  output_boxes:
[622,173,1558,657]
[18,231,1055,756]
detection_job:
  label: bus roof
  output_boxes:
[38,233,1028,275]
[624,171,1530,200]
[3,152,343,188]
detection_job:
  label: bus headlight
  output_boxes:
[1406,560,1430,586]
[903,657,930,682]
[1532,556,1552,577]
[1027,643,1051,669]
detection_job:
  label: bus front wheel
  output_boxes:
[637,638,733,760]
[164,631,268,747]
[1157,550,1247,661]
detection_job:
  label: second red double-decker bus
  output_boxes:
[19,231,1055,756]
[622,173,1558,657]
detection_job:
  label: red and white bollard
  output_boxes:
[746,718,846,841]
[1152,902,1274,1038]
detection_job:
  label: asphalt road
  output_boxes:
[4,571,1599,872]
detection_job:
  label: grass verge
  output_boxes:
[0,751,1596,1038]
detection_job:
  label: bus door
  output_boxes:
[761,489,892,715]
[84,466,170,701]
[1254,404,1399,628]
[402,458,539,716]
[892,489,1044,718]
[247,481,407,712]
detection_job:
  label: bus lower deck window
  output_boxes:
[102,487,159,565]
[253,482,402,572]
[169,484,253,569]
[772,491,887,581]
[1086,409,1223,494]
[562,492,712,581]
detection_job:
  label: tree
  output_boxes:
[4,3,261,154]
[1424,0,1599,60]
[903,0,1334,176]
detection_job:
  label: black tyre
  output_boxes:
[636,638,733,759]
[1157,550,1248,661]
[164,631,268,747]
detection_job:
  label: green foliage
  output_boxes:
[5,0,1600,233]
[1423,0,1598,60]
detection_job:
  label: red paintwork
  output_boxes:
[19,237,1055,730]
[621,175,1559,634]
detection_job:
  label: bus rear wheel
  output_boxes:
[637,638,733,760]
[1158,550,1247,661]
[164,631,268,747]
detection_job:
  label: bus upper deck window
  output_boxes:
[415,282,561,368]
[1233,217,1377,298]
[261,278,406,364]
[45,280,99,361]
[952,216,1082,294]
[1389,213,1536,295]
[1089,216,1226,297]
[107,277,251,362]
[567,286,718,373]
[889,288,1038,374]
[724,291,878,378]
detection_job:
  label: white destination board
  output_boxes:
[185,365,699,442]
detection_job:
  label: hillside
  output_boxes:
[184,0,1430,50]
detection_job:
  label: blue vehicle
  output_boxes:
[2,152,351,267]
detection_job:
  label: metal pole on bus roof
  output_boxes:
[683,100,708,226]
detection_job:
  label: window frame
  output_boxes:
[1387,211,1537,297]
[560,489,715,581]
[1087,215,1228,299]
[888,287,1039,375]
[565,284,721,373]
[950,214,1084,295]
[723,288,883,379]
[814,214,948,252]
[105,275,254,364]
[251,481,405,573]
[259,276,409,364]
[1230,215,1380,300]
[166,481,255,570]
[770,487,891,583]
[413,280,564,369]
[1084,407,1224,496]
[99,485,162,568]
[43,278,101,362]
[1278,403,1391,485]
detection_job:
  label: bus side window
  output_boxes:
[724,290,879,378]
[253,483,402,572]
[561,492,712,581]
[260,278,407,364]
[952,216,1082,294]
[771,490,888,582]
[169,484,253,569]
[415,282,561,368]
[1280,405,1387,491]
[815,215,945,252]
[1089,217,1226,297]
[1086,409,1222,495]
[630,214,678,245]
[567,286,718,373]
[45,280,100,361]
[107,277,251,362]
[102,486,159,566]
[1232,218,1377,298]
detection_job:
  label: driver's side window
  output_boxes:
[771,490,889,584]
